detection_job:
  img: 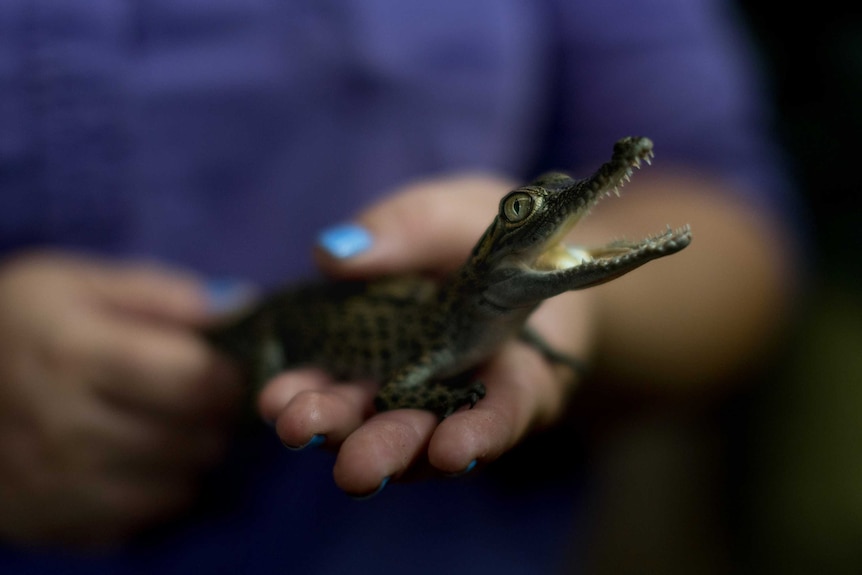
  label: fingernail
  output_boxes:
[205,278,257,314]
[350,476,391,501]
[446,459,478,478]
[317,224,373,259]
[282,434,326,451]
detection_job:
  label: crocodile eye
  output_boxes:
[502,192,534,223]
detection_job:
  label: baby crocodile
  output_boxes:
[206,137,691,418]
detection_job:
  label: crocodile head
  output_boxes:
[471,136,692,309]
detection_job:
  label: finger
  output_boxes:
[316,175,512,278]
[92,408,232,476]
[267,371,377,448]
[77,258,210,327]
[1,401,216,545]
[332,409,438,496]
[44,391,231,477]
[423,291,592,475]
[256,367,332,423]
[426,342,566,474]
[82,316,242,421]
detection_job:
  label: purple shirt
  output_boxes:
[0,1,790,573]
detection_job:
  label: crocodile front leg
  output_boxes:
[374,349,486,418]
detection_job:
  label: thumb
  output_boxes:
[315,174,514,279]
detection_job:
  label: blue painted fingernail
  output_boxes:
[317,224,373,259]
[205,278,256,314]
[282,434,326,451]
[350,476,391,501]
[447,459,478,478]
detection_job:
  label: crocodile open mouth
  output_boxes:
[531,141,691,275]
[534,225,692,273]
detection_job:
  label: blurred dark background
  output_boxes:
[739,2,862,573]
[745,2,862,280]
[578,3,862,574]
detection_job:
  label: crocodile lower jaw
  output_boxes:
[533,225,692,273]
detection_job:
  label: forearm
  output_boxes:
[578,171,797,391]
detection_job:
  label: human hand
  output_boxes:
[0,253,242,546]
[258,175,597,496]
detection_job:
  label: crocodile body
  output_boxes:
[206,137,691,417]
